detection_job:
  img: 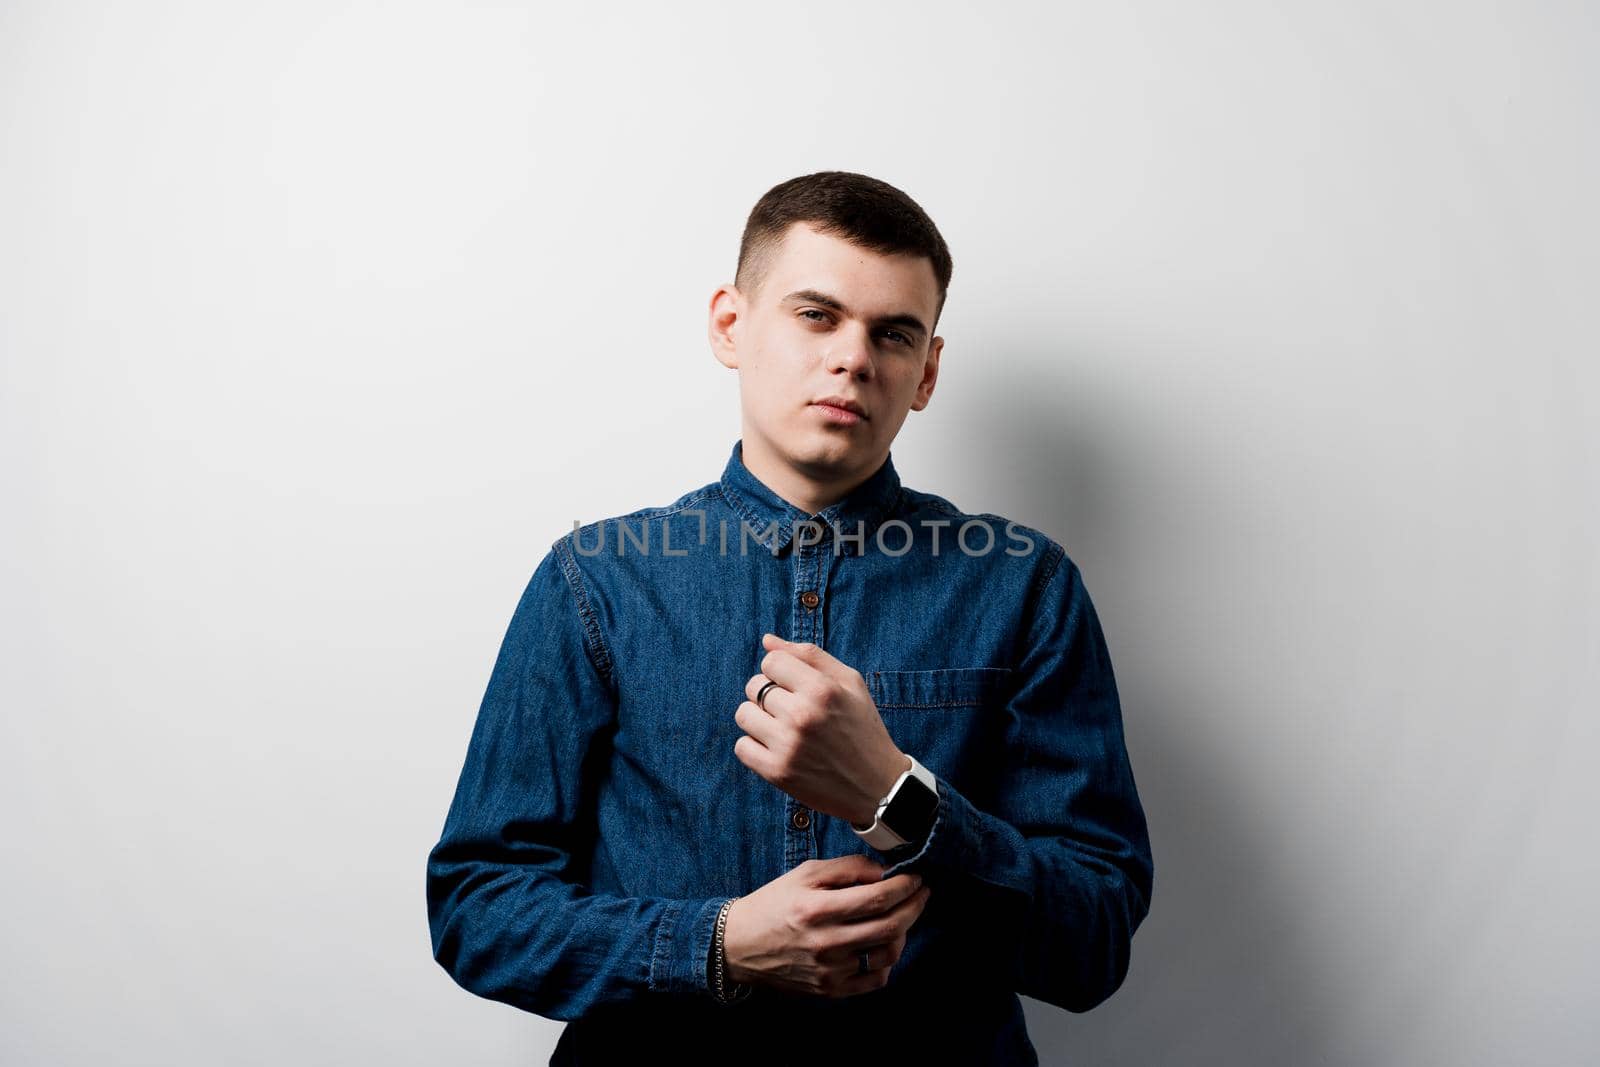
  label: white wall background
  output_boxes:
[3,2,1595,1064]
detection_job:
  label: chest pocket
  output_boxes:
[867,666,1013,710]
[866,667,1013,799]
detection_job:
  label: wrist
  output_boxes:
[850,753,939,850]
[720,920,747,986]
[854,749,913,826]
[710,897,753,1002]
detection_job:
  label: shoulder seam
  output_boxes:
[1025,536,1069,612]
[571,485,720,537]
[550,534,618,691]
[909,492,1021,529]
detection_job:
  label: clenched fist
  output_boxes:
[736,633,911,826]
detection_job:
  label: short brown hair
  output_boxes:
[735,171,954,333]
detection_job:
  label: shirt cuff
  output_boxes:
[648,896,730,997]
[875,771,972,883]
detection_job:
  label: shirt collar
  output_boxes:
[718,438,903,555]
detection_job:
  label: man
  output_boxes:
[426,171,1154,1064]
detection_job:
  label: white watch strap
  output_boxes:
[851,754,936,850]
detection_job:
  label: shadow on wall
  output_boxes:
[977,376,1341,1066]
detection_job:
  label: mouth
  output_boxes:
[811,396,868,421]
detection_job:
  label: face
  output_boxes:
[708,221,944,499]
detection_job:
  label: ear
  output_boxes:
[709,284,742,370]
[909,335,943,411]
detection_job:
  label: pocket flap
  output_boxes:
[867,667,1013,710]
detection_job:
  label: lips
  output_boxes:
[812,396,868,419]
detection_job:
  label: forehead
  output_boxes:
[763,222,938,317]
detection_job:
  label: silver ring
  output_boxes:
[756,680,779,711]
[857,949,871,975]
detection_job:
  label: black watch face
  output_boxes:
[882,775,937,839]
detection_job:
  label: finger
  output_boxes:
[813,874,926,924]
[802,853,885,888]
[828,884,931,947]
[744,672,790,710]
[732,733,779,780]
[823,943,883,972]
[766,635,871,701]
[733,699,781,746]
[830,947,901,997]
[832,968,891,998]
[744,674,801,726]
[756,648,820,705]
[764,632,851,676]
[762,632,837,671]
[752,655,819,723]
[761,635,866,704]
[817,935,898,969]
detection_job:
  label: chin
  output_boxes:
[800,428,875,465]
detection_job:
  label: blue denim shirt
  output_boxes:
[426,438,1154,1065]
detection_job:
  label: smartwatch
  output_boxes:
[850,754,939,851]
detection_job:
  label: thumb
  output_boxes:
[804,853,885,888]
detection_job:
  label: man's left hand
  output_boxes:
[736,633,910,827]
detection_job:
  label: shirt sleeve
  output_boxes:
[426,537,731,1020]
[875,546,1155,1013]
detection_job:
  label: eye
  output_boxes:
[798,310,913,347]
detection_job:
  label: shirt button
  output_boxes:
[791,809,812,830]
[799,590,820,609]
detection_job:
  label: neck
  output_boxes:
[739,432,880,518]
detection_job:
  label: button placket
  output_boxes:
[782,528,827,869]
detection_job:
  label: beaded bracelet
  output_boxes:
[711,897,753,1004]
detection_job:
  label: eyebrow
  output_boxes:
[781,289,929,341]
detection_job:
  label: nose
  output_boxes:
[826,321,875,382]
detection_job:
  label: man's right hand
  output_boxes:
[720,853,932,998]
